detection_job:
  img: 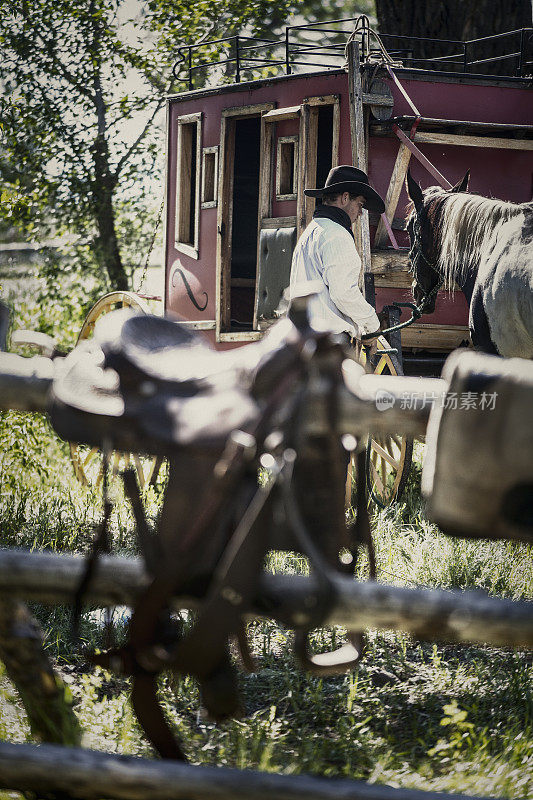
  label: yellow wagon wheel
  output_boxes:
[346,336,413,508]
[69,291,160,491]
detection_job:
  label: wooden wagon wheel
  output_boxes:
[69,291,161,491]
[346,336,413,508]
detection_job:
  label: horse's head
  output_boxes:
[405,171,470,314]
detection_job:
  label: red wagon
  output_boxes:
[162,19,532,361]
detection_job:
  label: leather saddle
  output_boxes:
[50,310,302,455]
[58,307,371,761]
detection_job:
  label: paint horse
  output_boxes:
[406,171,533,358]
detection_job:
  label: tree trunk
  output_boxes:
[92,167,129,291]
[0,597,81,745]
[89,5,130,291]
[375,0,532,76]
[91,119,129,290]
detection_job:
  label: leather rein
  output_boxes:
[378,215,443,336]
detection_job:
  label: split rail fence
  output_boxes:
[0,350,532,800]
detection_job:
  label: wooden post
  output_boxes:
[374,143,412,248]
[0,302,9,352]
[0,351,442,440]
[363,273,376,309]
[0,598,81,746]
[305,106,319,229]
[296,103,311,239]
[347,40,372,279]
[0,350,449,438]
[382,305,403,369]
[414,130,533,151]
[0,353,54,411]
[0,740,500,800]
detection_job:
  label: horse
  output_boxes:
[405,171,533,358]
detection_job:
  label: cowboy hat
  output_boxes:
[304,165,385,214]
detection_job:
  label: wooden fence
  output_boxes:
[1,549,530,800]
[0,740,499,800]
[0,350,531,800]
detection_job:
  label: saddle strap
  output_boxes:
[122,469,161,575]
[113,471,275,756]
[128,354,307,657]
[131,672,186,761]
[103,332,313,756]
[289,349,367,676]
[353,448,377,580]
[160,477,274,677]
[72,450,112,641]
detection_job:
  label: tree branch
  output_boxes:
[113,97,165,178]
[31,26,95,104]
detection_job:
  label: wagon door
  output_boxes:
[253,95,340,331]
[216,103,273,342]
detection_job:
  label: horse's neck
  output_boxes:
[458,267,478,304]
[435,193,524,292]
[432,256,477,303]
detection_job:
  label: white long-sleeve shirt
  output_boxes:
[289,217,380,338]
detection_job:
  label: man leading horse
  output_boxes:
[289,165,386,355]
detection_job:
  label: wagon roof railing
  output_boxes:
[172,19,533,91]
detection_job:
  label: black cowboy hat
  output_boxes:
[304,165,385,214]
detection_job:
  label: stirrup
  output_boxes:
[294,629,364,676]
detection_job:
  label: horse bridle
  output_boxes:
[408,214,443,314]
[369,215,443,339]
[361,214,444,341]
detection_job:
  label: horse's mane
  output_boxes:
[426,187,526,289]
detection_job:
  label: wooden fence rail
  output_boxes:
[0,740,496,800]
[1,549,531,649]
[0,351,443,439]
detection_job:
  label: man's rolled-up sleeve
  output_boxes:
[321,230,381,335]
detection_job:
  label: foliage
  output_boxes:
[2,632,532,797]
[0,412,57,493]
[147,0,294,56]
[0,0,295,292]
[0,1,156,289]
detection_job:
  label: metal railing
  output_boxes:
[172,35,282,89]
[172,19,533,91]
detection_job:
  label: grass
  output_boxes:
[0,270,532,798]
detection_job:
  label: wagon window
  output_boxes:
[176,112,202,258]
[276,136,298,200]
[201,146,218,208]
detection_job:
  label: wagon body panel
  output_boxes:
[164,52,533,352]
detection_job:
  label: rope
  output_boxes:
[135,199,164,295]
[343,15,399,68]
[384,63,421,118]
